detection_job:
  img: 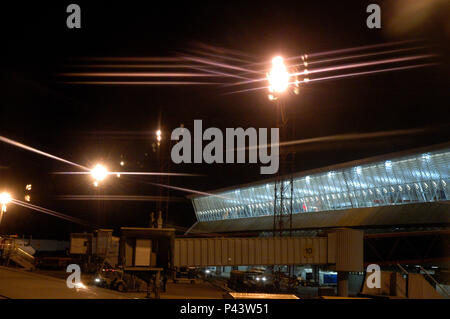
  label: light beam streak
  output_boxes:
[299,62,437,84]
[182,56,261,74]
[0,136,89,170]
[242,39,423,68]
[291,39,423,59]
[11,199,96,227]
[187,49,257,65]
[63,81,219,85]
[55,195,185,202]
[225,54,436,88]
[190,66,251,80]
[224,62,436,95]
[291,54,436,76]
[232,124,443,153]
[52,171,201,177]
[149,182,234,201]
[191,42,260,60]
[302,46,426,66]
[66,64,199,69]
[77,57,182,62]
[60,72,222,77]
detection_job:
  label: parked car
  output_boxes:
[173,266,199,283]
[92,267,128,292]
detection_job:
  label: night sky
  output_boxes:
[0,1,449,238]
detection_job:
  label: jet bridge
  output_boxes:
[174,228,364,270]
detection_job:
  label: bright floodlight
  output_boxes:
[0,192,11,213]
[74,282,87,289]
[156,130,162,142]
[267,56,290,93]
[0,192,11,205]
[91,164,108,182]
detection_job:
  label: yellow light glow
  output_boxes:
[120,161,125,166]
[74,282,87,289]
[91,164,108,182]
[267,56,290,93]
[0,192,11,205]
[0,192,11,213]
[156,130,162,142]
[25,195,31,202]
[93,181,99,187]
[25,184,32,191]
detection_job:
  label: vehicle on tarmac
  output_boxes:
[173,266,199,283]
[92,267,128,292]
[228,270,270,292]
[228,270,299,293]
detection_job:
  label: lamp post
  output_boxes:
[154,128,172,226]
[156,129,162,146]
[266,54,308,235]
[266,55,300,238]
[0,192,12,225]
[267,54,307,285]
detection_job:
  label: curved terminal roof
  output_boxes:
[190,143,450,227]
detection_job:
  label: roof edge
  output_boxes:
[187,141,450,199]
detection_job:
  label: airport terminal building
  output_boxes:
[187,142,450,235]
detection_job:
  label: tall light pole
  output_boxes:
[266,55,300,238]
[154,127,171,227]
[267,54,307,285]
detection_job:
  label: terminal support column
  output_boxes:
[337,271,349,297]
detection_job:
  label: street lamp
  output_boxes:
[90,164,108,187]
[267,56,290,95]
[0,192,11,213]
[266,54,307,238]
[156,129,162,139]
[267,55,303,100]
[156,129,162,147]
[0,192,11,225]
[266,54,308,283]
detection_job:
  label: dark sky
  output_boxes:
[0,1,449,238]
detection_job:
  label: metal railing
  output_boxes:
[419,265,450,299]
[0,238,35,269]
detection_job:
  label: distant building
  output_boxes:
[187,142,450,234]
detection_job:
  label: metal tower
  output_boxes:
[273,98,294,237]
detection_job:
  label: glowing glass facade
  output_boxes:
[192,147,450,222]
